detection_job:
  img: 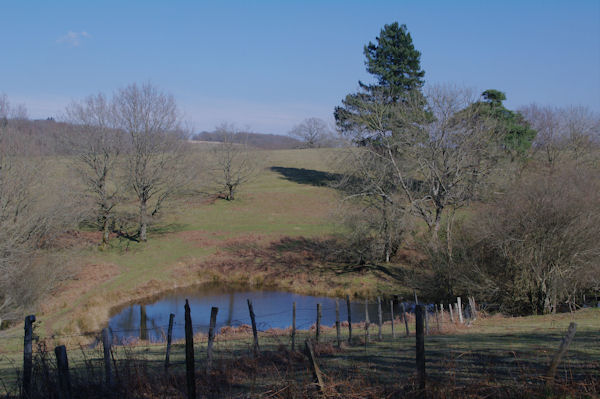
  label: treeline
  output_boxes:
[333,22,600,315]
[192,131,303,150]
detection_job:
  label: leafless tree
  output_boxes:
[520,104,600,167]
[0,97,74,323]
[289,117,334,148]
[211,123,255,201]
[65,93,124,247]
[452,165,600,315]
[112,82,188,242]
[338,85,501,262]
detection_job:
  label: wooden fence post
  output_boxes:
[546,322,577,385]
[247,299,259,355]
[346,295,352,344]
[449,302,454,323]
[377,297,383,341]
[435,306,440,332]
[291,301,296,351]
[207,306,219,372]
[23,314,35,399]
[184,299,196,399]
[457,297,464,324]
[165,313,175,371]
[470,297,478,320]
[364,299,370,344]
[390,299,395,339]
[402,303,409,337]
[335,300,341,348]
[415,305,426,397]
[316,303,322,343]
[305,340,325,393]
[54,345,71,399]
[101,328,113,388]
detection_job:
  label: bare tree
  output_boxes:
[452,165,600,315]
[289,117,334,148]
[112,82,187,242]
[520,104,600,167]
[0,97,74,323]
[65,93,124,247]
[338,85,501,255]
[211,123,254,201]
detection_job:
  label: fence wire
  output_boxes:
[0,300,598,397]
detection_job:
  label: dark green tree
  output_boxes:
[335,23,426,142]
[362,22,425,96]
[455,89,536,156]
[482,90,536,155]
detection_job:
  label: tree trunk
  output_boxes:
[382,196,390,263]
[139,200,148,242]
[101,215,110,247]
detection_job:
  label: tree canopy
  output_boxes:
[335,22,426,142]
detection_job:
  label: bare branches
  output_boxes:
[113,82,187,242]
[211,123,255,201]
[65,93,124,247]
[289,117,335,148]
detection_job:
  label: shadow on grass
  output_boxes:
[270,166,342,187]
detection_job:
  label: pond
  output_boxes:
[108,284,403,343]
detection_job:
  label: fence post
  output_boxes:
[402,303,409,337]
[54,345,71,399]
[335,300,341,348]
[390,299,395,339]
[470,297,478,320]
[377,297,383,341]
[546,322,577,385]
[101,328,113,388]
[165,313,175,371]
[346,295,352,344]
[184,299,196,399]
[291,301,296,351]
[415,305,426,397]
[449,302,454,323]
[305,340,325,393]
[364,299,370,344]
[207,306,219,372]
[435,306,440,332]
[23,314,35,399]
[247,299,259,355]
[457,297,464,324]
[316,303,322,343]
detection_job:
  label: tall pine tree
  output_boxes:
[335,23,426,142]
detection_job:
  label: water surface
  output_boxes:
[108,284,398,343]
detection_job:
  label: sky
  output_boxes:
[1,0,599,134]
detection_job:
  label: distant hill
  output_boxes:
[191,131,302,150]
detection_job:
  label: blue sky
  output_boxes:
[1,0,598,134]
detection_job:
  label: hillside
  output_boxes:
[192,131,302,150]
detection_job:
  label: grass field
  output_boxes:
[7,148,409,340]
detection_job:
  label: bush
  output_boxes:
[434,164,600,315]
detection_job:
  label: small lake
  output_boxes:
[108,284,403,343]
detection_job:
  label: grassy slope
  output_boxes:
[25,148,407,338]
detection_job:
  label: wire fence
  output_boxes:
[0,298,599,398]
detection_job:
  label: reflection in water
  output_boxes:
[108,284,411,343]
